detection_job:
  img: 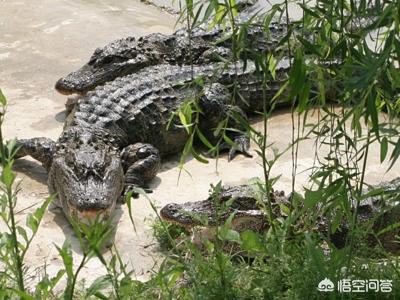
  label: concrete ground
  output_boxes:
[0,0,399,289]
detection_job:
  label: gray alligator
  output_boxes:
[160,180,400,253]
[55,12,290,96]
[16,59,291,222]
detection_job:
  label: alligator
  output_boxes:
[160,179,400,253]
[55,5,290,97]
[16,59,292,222]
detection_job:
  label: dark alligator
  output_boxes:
[55,8,290,96]
[160,179,400,253]
[16,59,291,222]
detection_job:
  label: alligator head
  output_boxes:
[160,185,288,231]
[55,34,170,95]
[48,131,124,223]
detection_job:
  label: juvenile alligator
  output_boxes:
[160,179,400,253]
[16,60,291,222]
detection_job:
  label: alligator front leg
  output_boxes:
[120,143,161,198]
[199,83,252,161]
[14,137,55,171]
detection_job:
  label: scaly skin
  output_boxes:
[55,12,290,95]
[161,185,289,231]
[160,179,400,253]
[17,60,291,222]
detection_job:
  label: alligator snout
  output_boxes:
[55,76,78,95]
[73,196,111,211]
[160,203,180,221]
[68,196,114,223]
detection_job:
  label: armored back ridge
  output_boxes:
[17,59,294,224]
[55,8,292,95]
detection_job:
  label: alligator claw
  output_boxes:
[228,136,252,162]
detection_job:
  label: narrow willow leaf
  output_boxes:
[331,210,342,234]
[191,148,209,164]
[289,49,306,99]
[388,137,400,171]
[298,81,311,113]
[367,92,379,137]
[0,89,6,107]
[394,38,400,62]
[178,111,190,134]
[380,137,388,163]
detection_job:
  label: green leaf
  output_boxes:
[388,137,400,171]
[267,53,277,79]
[125,190,137,232]
[191,148,209,164]
[229,0,237,16]
[196,128,213,149]
[55,239,74,279]
[85,275,112,298]
[1,164,16,187]
[26,214,39,233]
[9,289,34,300]
[298,81,311,113]
[304,189,322,209]
[27,196,53,233]
[331,210,343,234]
[219,228,241,243]
[289,49,306,99]
[17,226,29,243]
[377,222,400,236]
[241,230,263,252]
[178,111,190,134]
[380,137,388,163]
[367,91,379,137]
[279,203,291,216]
[0,89,7,107]
[394,38,400,62]
[298,36,321,56]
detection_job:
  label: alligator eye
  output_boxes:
[101,56,114,64]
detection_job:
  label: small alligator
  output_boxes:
[55,9,290,96]
[160,180,400,253]
[16,60,291,222]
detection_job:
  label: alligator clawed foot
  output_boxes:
[204,136,252,161]
[228,136,252,162]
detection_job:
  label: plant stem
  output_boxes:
[0,117,25,292]
[67,254,87,300]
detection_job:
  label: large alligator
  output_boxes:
[160,179,400,253]
[15,59,291,222]
[55,7,290,96]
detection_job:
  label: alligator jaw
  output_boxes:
[55,54,153,95]
[160,203,197,229]
[68,202,113,224]
[55,64,98,95]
